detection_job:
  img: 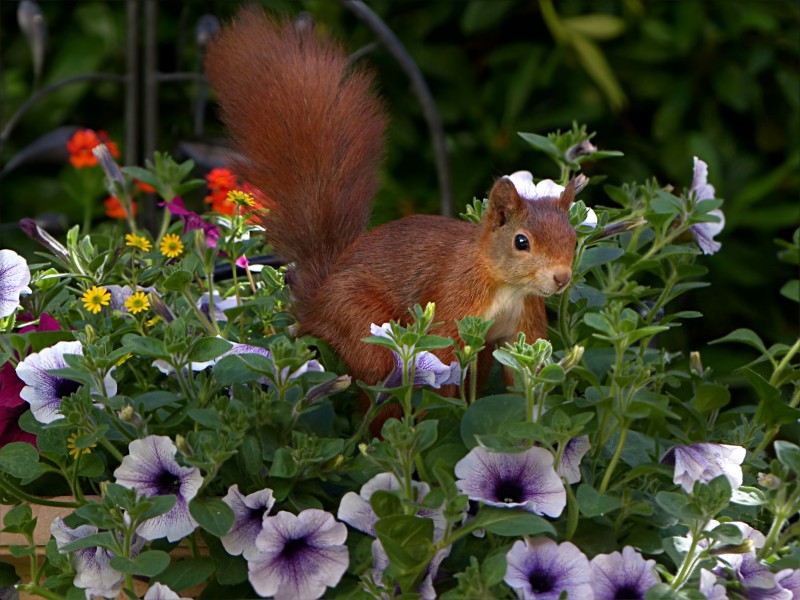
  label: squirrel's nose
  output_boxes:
[553,270,571,288]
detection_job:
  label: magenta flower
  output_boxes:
[0,249,31,318]
[221,484,275,560]
[455,446,566,517]
[113,435,202,542]
[662,442,746,493]
[504,537,593,600]
[160,197,220,248]
[247,509,348,600]
[589,546,659,599]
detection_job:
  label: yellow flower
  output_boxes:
[124,291,150,314]
[159,233,184,258]
[145,315,161,328]
[67,432,96,459]
[125,233,153,252]
[81,285,111,314]
[115,352,133,367]
[227,190,256,207]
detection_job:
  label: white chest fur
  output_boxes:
[483,285,529,342]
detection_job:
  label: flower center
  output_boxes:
[154,470,182,495]
[495,479,524,503]
[529,571,555,594]
[614,585,642,599]
[54,378,82,399]
[281,536,308,560]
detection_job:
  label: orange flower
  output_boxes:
[204,167,238,215]
[66,129,121,168]
[135,180,157,194]
[104,196,138,219]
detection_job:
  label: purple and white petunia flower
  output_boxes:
[16,340,118,424]
[113,435,202,542]
[370,323,460,389]
[685,157,725,255]
[455,446,566,517]
[589,546,660,599]
[699,568,728,600]
[662,442,746,493]
[504,537,593,600]
[371,538,450,600]
[0,249,31,318]
[556,436,591,484]
[221,484,275,560]
[143,582,191,600]
[197,292,239,323]
[506,170,597,228]
[247,509,348,600]
[337,472,446,540]
[51,517,143,600]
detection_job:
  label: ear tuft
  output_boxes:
[558,178,576,211]
[486,177,524,228]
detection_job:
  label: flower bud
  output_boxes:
[306,375,351,403]
[598,217,647,239]
[710,539,754,556]
[757,472,782,489]
[93,144,126,194]
[175,434,189,454]
[559,345,585,370]
[566,140,598,163]
[690,351,704,377]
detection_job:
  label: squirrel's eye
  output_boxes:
[514,234,530,251]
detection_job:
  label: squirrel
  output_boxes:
[205,8,578,415]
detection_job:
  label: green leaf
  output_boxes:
[120,334,167,358]
[578,247,624,272]
[470,507,556,537]
[780,280,799,302]
[654,491,690,520]
[121,166,159,187]
[413,420,438,453]
[162,270,193,291]
[563,14,625,40]
[2,505,32,529]
[110,550,170,577]
[576,484,622,517]
[0,442,46,484]
[60,532,116,552]
[0,561,19,586]
[570,35,626,109]
[710,328,768,354]
[188,337,232,362]
[371,490,403,518]
[537,364,565,384]
[189,497,235,537]
[460,394,526,449]
[155,557,215,591]
[774,441,800,473]
[517,132,561,160]
[75,503,119,530]
[692,384,731,413]
[743,368,800,426]
[374,515,434,574]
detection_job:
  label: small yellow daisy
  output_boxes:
[124,291,150,314]
[125,233,153,252]
[81,285,111,314]
[227,190,256,207]
[115,353,133,367]
[67,432,96,459]
[145,315,161,328]
[159,233,184,258]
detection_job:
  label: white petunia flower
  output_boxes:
[0,249,31,318]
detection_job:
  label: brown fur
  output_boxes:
[206,9,577,430]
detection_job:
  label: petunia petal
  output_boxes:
[0,249,32,318]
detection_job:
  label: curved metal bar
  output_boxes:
[340,0,453,217]
[0,72,127,149]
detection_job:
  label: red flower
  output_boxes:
[204,167,238,215]
[104,196,138,219]
[66,129,121,168]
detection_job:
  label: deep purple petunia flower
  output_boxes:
[0,249,31,318]
[247,509,348,600]
[504,537,593,599]
[662,442,746,493]
[589,546,660,599]
[455,447,566,517]
[113,435,202,542]
[221,484,275,560]
[16,340,117,424]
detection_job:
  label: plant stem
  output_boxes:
[670,521,704,590]
[770,337,800,386]
[0,477,80,507]
[18,585,65,600]
[599,424,628,494]
[100,437,125,463]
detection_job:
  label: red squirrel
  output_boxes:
[205,9,577,403]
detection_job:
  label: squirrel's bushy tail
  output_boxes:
[205,8,386,317]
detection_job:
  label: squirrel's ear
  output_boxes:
[557,174,588,212]
[486,177,524,228]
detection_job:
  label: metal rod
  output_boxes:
[143,0,159,229]
[124,0,140,167]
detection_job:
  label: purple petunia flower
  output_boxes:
[556,436,591,484]
[371,538,449,600]
[113,435,202,542]
[455,447,566,517]
[337,472,446,540]
[221,484,275,560]
[506,170,597,228]
[684,157,725,255]
[699,568,728,600]
[16,340,118,424]
[0,249,31,318]
[160,197,220,248]
[105,284,158,312]
[662,442,746,493]
[197,292,239,323]
[143,582,191,600]
[504,537,593,600]
[590,546,660,599]
[247,509,348,600]
[51,517,143,599]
